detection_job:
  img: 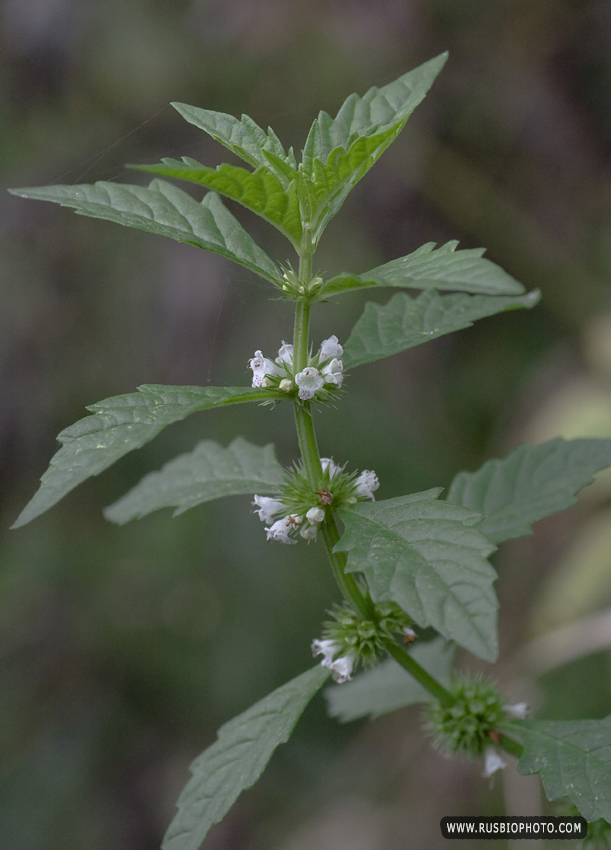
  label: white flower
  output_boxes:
[311,638,339,662]
[248,350,280,388]
[320,335,343,360]
[276,341,294,366]
[483,747,507,778]
[505,702,529,719]
[329,654,355,683]
[295,367,324,400]
[321,457,340,478]
[354,469,379,500]
[321,357,344,387]
[306,506,325,524]
[252,495,285,525]
[300,524,318,540]
[266,515,301,544]
[279,378,293,392]
[311,637,356,683]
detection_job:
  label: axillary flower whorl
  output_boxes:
[247,336,345,401]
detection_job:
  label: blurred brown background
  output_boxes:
[2,1,611,848]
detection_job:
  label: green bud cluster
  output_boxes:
[279,265,324,301]
[322,601,414,668]
[279,460,360,518]
[425,674,508,757]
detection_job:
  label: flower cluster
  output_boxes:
[425,674,527,768]
[310,601,417,682]
[252,457,380,545]
[247,336,345,401]
[311,638,356,683]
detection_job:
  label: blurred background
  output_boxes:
[2,0,611,847]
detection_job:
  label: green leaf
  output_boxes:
[162,665,329,850]
[131,158,303,247]
[300,128,398,243]
[12,385,284,530]
[299,54,447,241]
[104,437,284,524]
[301,53,448,173]
[343,289,540,369]
[8,180,281,285]
[326,638,454,722]
[318,241,525,300]
[517,716,611,822]
[171,103,298,183]
[447,438,611,544]
[336,491,498,661]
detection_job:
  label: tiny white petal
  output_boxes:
[306,506,325,524]
[320,335,343,360]
[505,702,529,719]
[311,638,339,662]
[354,469,379,500]
[321,458,340,478]
[266,516,297,544]
[248,350,280,388]
[321,357,344,387]
[402,626,418,642]
[295,367,324,400]
[483,747,507,778]
[329,654,355,683]
[276,341,294,366]
[300,524,318,540]
[252,495,285,524]
[279,378,293,392]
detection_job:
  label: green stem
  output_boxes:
[385,640,454,706]
[291,240,525,763]
[498,733,524,759]
[321,517,375,620]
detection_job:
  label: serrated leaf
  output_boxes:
[447,438,611,544]
[516,716,611,822]
[162,665,329,850]
[301,53,448,173]
[12,385,283,530]
[300,127,398,242]
[131,159,302,247]
[343,289,540,369]
[326,638,454,722]
[336,490,498,661]
[8,181,281,285]
[299,55,447,241]
[104,437,284,524]
[318,241,525,300]
[171,103,297,183]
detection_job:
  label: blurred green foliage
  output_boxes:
[2,0,611,847]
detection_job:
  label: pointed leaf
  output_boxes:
[447,438,611,544]
[301,53,448,173]
[300,127,398,241]
[131,159,302,247]
[9,181,281,285]
[12,385,284,529]
[171,103,297,183]
[162,665,329,850]
[517,716,611,822]
[343,289,540,369]
[318,241,525,300]
[326,638,454,722]
[104,437,284,524]
[336,491,498,661]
